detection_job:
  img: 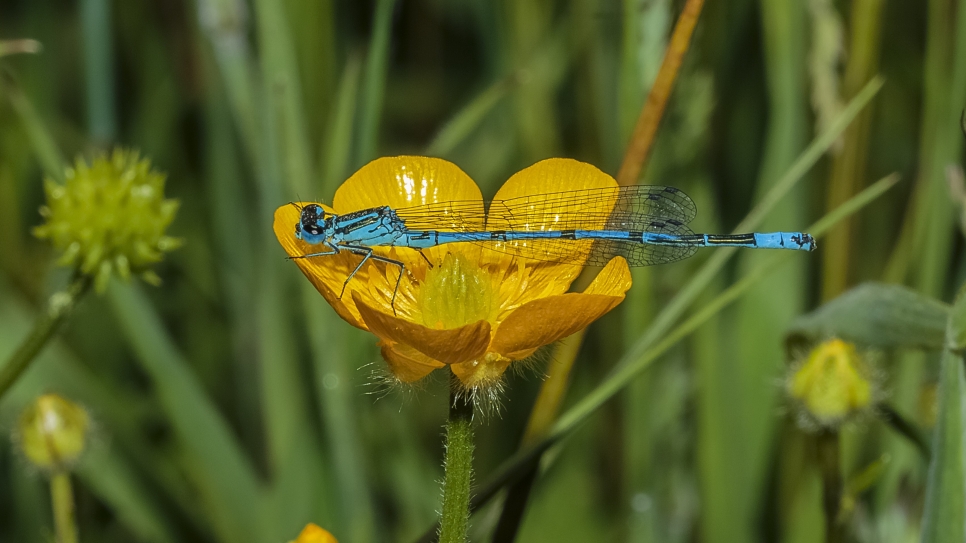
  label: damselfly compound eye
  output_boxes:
[299,204,326,237]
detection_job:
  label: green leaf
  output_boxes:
[921,283,966,542]
[921,349,966,542]
[786,283,950,351]
[947,283,966,352]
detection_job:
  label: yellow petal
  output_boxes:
[582,255,633,295]
[451,351,513,387]
[490,257,631,358]
[354,293,491,365]
[380,341,446,383]
[273,203,367,329]
[334,156,482,212]
[291,523,338,543]
[492,158,618,201]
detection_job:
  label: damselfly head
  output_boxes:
[297,204,327,242]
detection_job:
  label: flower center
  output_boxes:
[417,253,495,329]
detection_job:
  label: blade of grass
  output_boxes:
[285,0,337,153]
[356,0,398,166]
[253,0,314,196]
[507,0,561,160]
[2,72,65,180]
[80,0,117,143]
[424,75,516,158]
[195,0,261,163]
[321,53,363,195]
[199,45,262,462]
[107,281,262,543]
[820,0,885,300]
[921,284,966,542]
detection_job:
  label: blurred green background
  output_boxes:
[0,0,963,542]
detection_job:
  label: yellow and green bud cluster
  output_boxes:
[33,149,181,291]
[17,394,90,472]
[788,338,874,429]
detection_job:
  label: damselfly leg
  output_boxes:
[340,244,406,315]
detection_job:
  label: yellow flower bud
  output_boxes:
[788,339,873,428]
[17,394,90,472]
[289,523,338,543]
[33,149,182,292]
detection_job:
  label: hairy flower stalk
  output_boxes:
[439,371,475,543]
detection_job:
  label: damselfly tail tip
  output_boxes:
[793,233,817,251]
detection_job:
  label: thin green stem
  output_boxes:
[816,430,844,543]
[0,275,91,400]
[439,371,475,543]
[878,403,932,458]
[50,472,78,543]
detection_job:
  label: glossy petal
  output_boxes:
[274,203,367,329]
[354,293,491,364]
[334,156,481,212]
[490,257,632,358]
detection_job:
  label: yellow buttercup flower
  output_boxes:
[288,523,337,543]
[274,156,632,388]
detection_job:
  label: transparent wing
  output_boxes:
[478,219,698,267]
[391,185,699,266]
[392,185,697,232]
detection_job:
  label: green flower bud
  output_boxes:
[788,338,874,429]
[33,149,181,292]
[17,394,90,472]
